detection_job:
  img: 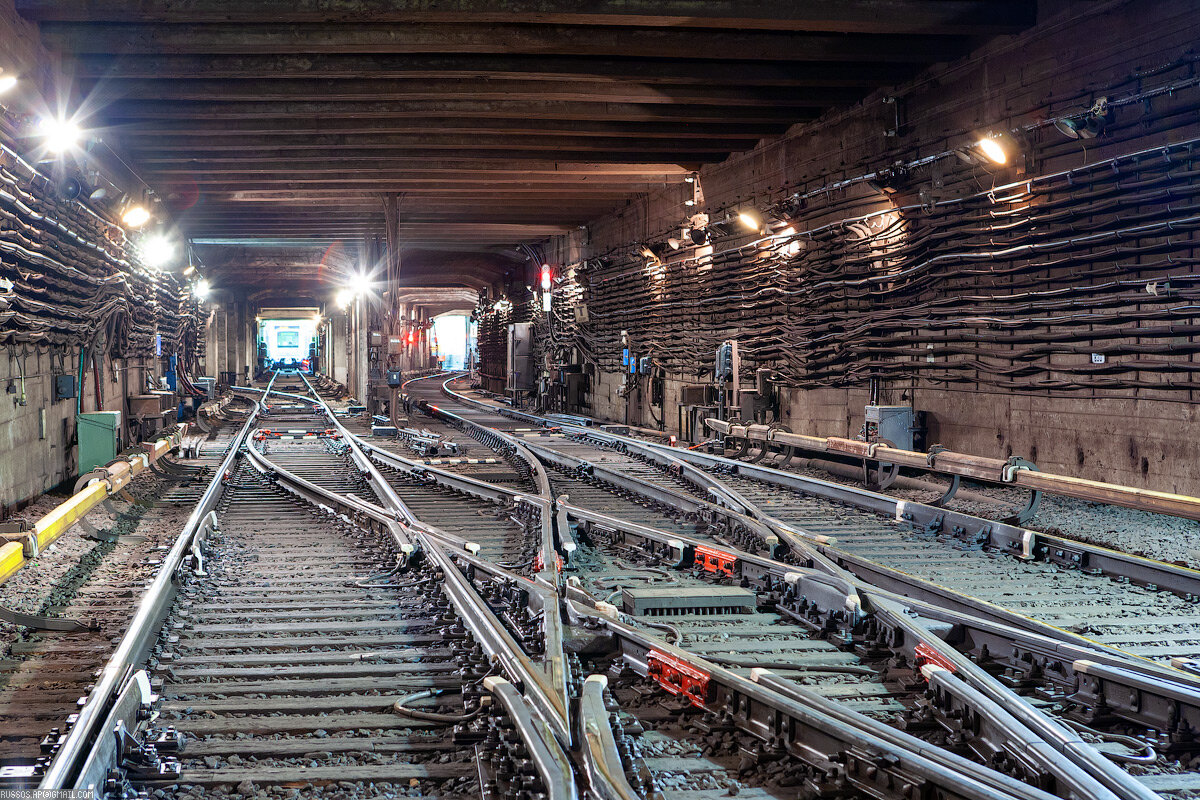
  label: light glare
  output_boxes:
[140,234,175,268]
[0,75,17,95]
[39,116,82,153]
[193,278,211,300]
[738,211,761,231]
[349,271,373,296]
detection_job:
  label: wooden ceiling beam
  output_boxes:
[169,181,686,194]
[95,99,809,124]
[120,133,745,152]
[19,1,1035,36]
[108,117,787,140]
[133,159,693,175]
[83,78,861,107]
[112,117,787,140]
[122,148,725,165]
[39,23,965,62]
[147,169,691,184]
[66,53,907,87]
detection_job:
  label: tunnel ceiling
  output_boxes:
[19,0,1036,288]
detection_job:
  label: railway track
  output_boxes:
[393,371,1200,798]
[0,399,248,786]
[406,374,1200,661]
[20,369,1200,800]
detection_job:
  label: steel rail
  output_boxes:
[274,412,1200,757]
[294,371,418,554]
[400,483,1074,800]
[426,374,1174,800]
[38,396,261,792]
[432,375,1200,674]
[226,374,578,798]
[413,391,802,565]
[269,374,573,747]
[562,594,1066,800]
[375,371,1166,798]
[483,677,576,800]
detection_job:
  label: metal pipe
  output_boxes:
[709,418,1200,521]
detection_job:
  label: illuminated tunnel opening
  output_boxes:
[259,317,317,371]
[433,313,473,370]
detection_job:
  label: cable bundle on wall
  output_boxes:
[0,147,204,367]
[548,131,1200,399]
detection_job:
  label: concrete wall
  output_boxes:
[0,348,81,505]
[201,298,256,384]
[534,0,1200,494]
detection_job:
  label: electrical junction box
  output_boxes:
[715,342,734,382]
[638,356,652,374]
[77,411,120,475]
[864,405,914,451]
[54,374,77,401]
[386,370,403,386]
[388,336,404,355]
[506,322,534,392]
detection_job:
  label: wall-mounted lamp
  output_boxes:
[975,130,1020,165]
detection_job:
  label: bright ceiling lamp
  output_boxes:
[38,116,82,154]
[335,289,353,309]
[193,278,211,300]
[121,204,151,228]
[0,71,16,95]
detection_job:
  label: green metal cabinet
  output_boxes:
[77,411,121,475]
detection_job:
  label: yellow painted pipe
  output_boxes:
[34,482,108,552]
[1,427,185,585]
[0,541,24,583]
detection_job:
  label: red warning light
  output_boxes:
[540,265,552,291]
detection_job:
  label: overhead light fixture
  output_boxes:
[38,116,82,154]
[737,209,762,232]
[1054,97,1109,140]
[0,72,17,95]
[667,237,682,250]
[975,131,1018,165]
[140,234,175,269]
[335,288,353,308]
[183,264,197,277]
[193,278,211,300]
[638,243,665,265]
[121,204,151,228]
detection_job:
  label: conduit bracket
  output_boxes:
[1000,457,1042,526]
